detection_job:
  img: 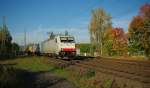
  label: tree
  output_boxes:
[11,43,20,56]
[112,28,128,56]
[0,17,12,58]
[128,16,144,55]
[139,3,150,18]
[128,3,150,58]
[89,8,112,56]
[102,28,113,56]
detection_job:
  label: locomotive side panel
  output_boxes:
[40,38,58,55]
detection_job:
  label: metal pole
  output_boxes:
[24,28,26,51]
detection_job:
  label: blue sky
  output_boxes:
[0,0,149,45]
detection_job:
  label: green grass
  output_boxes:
[76,43,91,53]
[103,78,113,88]
[6,56,54,72]
[0,56,115,88]
[1,56,70,81]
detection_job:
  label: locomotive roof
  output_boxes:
[42,34,74,43]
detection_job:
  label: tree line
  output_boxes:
[0,17,19,59]
[89,3,150,59]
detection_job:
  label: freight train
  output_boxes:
[25,44,40,55]
[40,34,76,58]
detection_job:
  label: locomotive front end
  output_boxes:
[58,36,76,57]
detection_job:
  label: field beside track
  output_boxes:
[0,56,100,88]
[0,56,56,72]
[0,56,149,88]
[0,56,77,88]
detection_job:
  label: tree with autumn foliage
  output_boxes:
[89,8,112,56]
[128,3,150,58]
[111,28,128,56]
[102,28,113,56]
[128,16,144,55]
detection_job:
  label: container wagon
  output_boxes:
[26,44,40,55]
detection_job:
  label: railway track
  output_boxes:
[94,58,150,76]
[96,57,150,67]
[45,56,91,68]
[73,57,150,87]
[46,56,150,86]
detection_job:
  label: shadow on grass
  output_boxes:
[0,64,71,88]
[0,55,30,61]
[0,64,36,88]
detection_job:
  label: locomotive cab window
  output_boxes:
[60,37,67,43]
[60,37,74,43]
[67,37,74,43]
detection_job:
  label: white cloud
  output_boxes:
[12,25,90,45]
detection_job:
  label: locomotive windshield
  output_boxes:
[60,37,74,43]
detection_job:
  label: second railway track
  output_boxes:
[46,56,150,86]
[74,57,150,84]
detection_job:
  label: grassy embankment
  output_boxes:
[0,56,101,88]
[2,56,145,88]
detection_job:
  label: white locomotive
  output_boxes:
[40,34,76,57]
